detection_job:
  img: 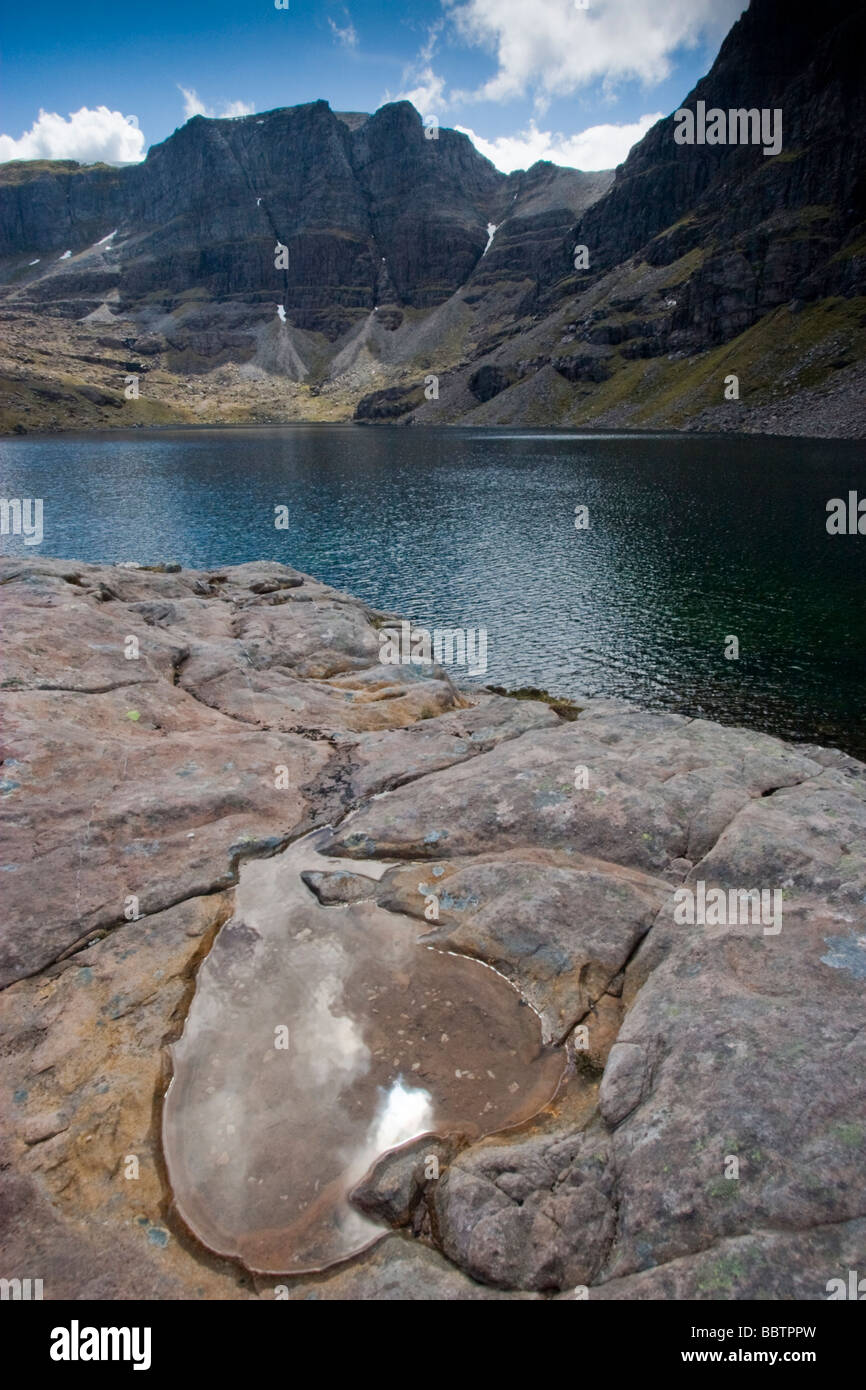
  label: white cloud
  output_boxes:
[0,107,146,164]
[447,0,745,104]
[387,20,447,114]
[179,87,256,121]
[221,99,257,119]
[457,112,663,172]
[179,87,208,120]
[395,67,448,115]
[328,16,358,49]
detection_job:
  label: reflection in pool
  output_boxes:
[163,828,565,1274]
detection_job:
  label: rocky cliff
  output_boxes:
[407,0,866,434]
[0,0,864,435]
[0,102,503,320]
[1,556,864,1298]
[0,102,609,430]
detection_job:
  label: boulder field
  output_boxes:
[0,557,864,1299]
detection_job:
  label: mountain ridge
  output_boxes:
[1,0,864,436]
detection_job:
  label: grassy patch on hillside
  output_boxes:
[564,296,866,427]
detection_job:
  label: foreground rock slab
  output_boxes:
[1,558,864,1300]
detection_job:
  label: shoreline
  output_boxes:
[3,415,865,442]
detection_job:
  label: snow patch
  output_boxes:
[58,250,72,260]
[482,223,498,256]
[28,258,40,266]
[95,229,117,245]
[276,305,286,323]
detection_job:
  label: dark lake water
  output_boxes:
[1,424,864,759]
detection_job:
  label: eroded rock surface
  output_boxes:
[1,557,864,1300]
[0,556,481,984]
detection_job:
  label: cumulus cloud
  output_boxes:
[457,112,663,172]
[0,106,146,164]
[179,87,255,121]
[328,15,358,49]
[447,0,745,104]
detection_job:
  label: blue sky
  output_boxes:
[0,0,746,171]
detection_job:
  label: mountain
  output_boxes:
[408,0,866,434]
[0,102,610,430]
[1,0,864,436]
